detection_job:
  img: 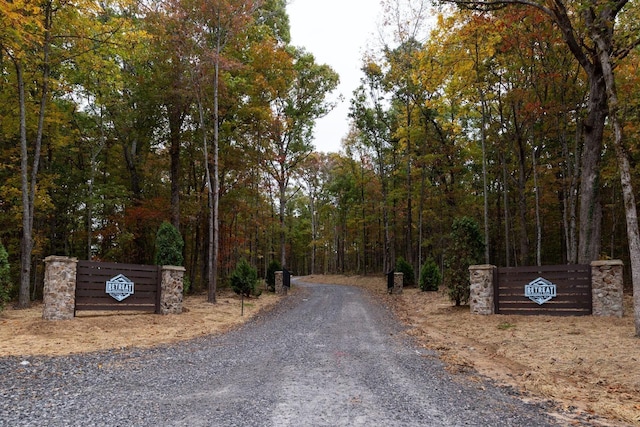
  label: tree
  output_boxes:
[230,258,259,298]
[265,259,281,292]
[155,222,184,266]
[419,257,441,292]
[445,0,640,335]
[3,0,51,308]
[350,61,396,273]
[444,217,485,306]
[395,256,415,287]
[259,48,338,267]
[184,0,264,303]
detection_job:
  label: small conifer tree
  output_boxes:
[419,258,441,292]
[155,222,184,266]
[230,259,259,297]
[444,217,484,305]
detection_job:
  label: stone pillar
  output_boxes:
[159,265,185,315]
[42,256,78,320]
[275,271,284,295]
[591,260,624,317]
[469,264,496,315]
[392,272,403,295]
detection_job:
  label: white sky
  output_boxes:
[287,0,383,154]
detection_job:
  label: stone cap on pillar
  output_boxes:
[469,264,496,271]
[44,256,78,263]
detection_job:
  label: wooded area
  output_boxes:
[1,0,640,331]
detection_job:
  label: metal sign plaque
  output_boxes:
[106,274,135,301]
[525,277,556,305]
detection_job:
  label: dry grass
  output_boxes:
[2,275,639,425]
[304,274,640,427]
[0,290,280,357]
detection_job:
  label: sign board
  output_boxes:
[524,277,556,305]
[106,274,135,301]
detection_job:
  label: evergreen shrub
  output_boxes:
[155,222,184,266]
[395,257,415,287]
[230,259,259,298]
[419,258,441,292]
[266,259,281,292]
[444,217,484,306]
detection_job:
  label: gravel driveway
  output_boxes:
[0,280,560,426]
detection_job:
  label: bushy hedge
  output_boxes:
[419,258,441,292]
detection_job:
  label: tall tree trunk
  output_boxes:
[577,71,607,264]
[16,60,31,309]
[361,158,367,275]
[480,94,490,264]
[533,145,542,266]
[514,125,530,265]
[197,96,215,303]
[209,18,222,304]
[502,155,511,267]
[168,103,185,231]
[380,162,392,273]
[405,105,413,271]
[17,1,52,308]
[87,113,104,260]
[418,159,427,281]
[310,196,316,274]
[279,180,286,268]
[561,120,580,264]
[592,31,640,336]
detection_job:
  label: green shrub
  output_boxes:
[0,243,10,311]
[265,259,281,292]
[230,259,259,298]
[155,222,184,266]
[419,258,441,292]
[395,257,415,287]
[444,217,484,306]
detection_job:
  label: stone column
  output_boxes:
[591,260,624,317]
[159,265,185,315]
[275,271,284,295]
[42,256,78,320]
[469,264,496,315]
[392,272,403,295]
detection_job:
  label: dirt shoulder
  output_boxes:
[303,274,640,427]
[0,290,280,358]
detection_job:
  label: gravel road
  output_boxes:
[0,280,561,426]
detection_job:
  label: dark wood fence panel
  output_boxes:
[496,264,592,316]
[76,261,161,313]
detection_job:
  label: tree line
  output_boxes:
[1,0,640,333]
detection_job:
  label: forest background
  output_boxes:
[1,0,640,316]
